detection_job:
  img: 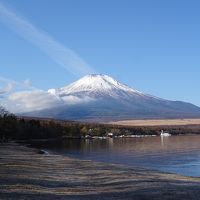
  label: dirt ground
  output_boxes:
[0,143,200,200]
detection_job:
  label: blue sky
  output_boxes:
[0,0,200,106]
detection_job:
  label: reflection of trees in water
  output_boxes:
[35,135,200,168]
[65,136,200,156]
[31,136,200,177]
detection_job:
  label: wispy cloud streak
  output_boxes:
[0,76,38,93]
[0,2,96,76]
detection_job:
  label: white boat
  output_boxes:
[107,132,114,138]
[85,134,92,139]
[160,130,171,137]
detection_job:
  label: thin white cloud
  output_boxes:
[4,90,64,113]
[0,82,13,94]
[0,76,37,92]
[2,89,94,113]
[23,79,32,87]
[0,76,18,85]
[0,76,61,112]
[0,2,96,77]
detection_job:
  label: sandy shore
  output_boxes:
[110,118,200,127]
[0,143,200,200]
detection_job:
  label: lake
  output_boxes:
[30,135,200,177]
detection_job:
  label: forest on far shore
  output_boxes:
[1,106,200,142]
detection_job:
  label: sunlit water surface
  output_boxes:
[31,135,200,177]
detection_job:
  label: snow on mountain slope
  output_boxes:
[48,74,147,101]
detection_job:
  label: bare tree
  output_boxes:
[0,106,9,117]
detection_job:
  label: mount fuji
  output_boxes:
[26,74,200,121]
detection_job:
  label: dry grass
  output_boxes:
[109,118,200,127]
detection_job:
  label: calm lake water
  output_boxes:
[31,135,200,177]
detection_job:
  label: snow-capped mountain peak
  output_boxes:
[49,74,144,99]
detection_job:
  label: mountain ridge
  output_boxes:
[24,74,200,121]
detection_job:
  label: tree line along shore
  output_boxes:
[1,107,200,142]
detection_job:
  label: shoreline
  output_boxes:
[1,142,200,199]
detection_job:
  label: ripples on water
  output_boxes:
[31,135,200,177]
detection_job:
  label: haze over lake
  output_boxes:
[31,135,200,177]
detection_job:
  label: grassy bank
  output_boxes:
[0,143,200,200]
[110,118,200,127]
